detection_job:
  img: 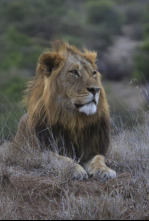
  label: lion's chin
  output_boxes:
[78,102,97,115]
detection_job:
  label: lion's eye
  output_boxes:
[70,70,79,78]
[93,71,97,77]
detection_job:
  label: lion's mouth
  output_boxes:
[75,100,97,109]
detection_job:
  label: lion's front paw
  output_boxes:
[85,155,116,181]
[95,168,116,180]
[72,164,88,181]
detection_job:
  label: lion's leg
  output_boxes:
[84,155,116,180]
[52,153,88,181]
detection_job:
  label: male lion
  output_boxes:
[14,41,116,181]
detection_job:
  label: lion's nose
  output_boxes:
[86,87,100,95]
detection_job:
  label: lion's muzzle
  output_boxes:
[75,91,100,115]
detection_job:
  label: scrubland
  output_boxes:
[1,0,149,219]
[0,83,149,220]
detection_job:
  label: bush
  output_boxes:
[86,0,123,35]
[143,4,149,24]
[124,5,144,24]
[3,1,26,22]
[0,71,28,102]
[0,27,42,70]
[133,41,149,82]
[4,26,31,47]
[144,23,149,39]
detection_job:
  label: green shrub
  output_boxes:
[124,5,144,24]
[143,4,149,23]
[5,26,32,47]
[133,41,149,82]
[1,52,24,70]
[0,27,42,70]
[3,1,26,21]
[144,23,149,39]
[86,0,124,35]
[0,75,27,102]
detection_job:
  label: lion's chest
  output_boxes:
[36,124,98,162]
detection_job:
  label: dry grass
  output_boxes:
[0,111,149,220]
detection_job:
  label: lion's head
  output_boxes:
[26,41,109,130]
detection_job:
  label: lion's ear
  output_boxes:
[83,49,97,65]
[37,52,64,77]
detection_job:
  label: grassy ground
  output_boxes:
[0,82,149,220]
[0,116,149,220]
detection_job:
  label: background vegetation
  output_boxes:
[0,1,149,219]
[0,0,149,139]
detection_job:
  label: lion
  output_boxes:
[13,41,116,181]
